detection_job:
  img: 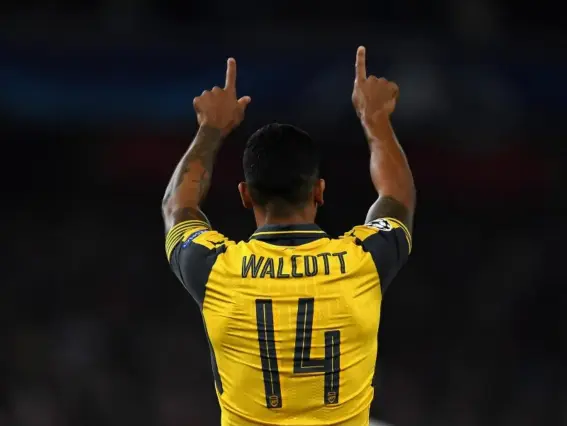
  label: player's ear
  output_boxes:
[238,182,254,209]
[314,178,325,207]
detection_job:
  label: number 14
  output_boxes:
[255,298,341,409]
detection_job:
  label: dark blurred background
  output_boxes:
[1,1,565,425]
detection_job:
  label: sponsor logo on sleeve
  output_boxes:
[181,229,207,248]
[365,218,393,231]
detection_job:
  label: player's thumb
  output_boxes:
[237,96,252,109]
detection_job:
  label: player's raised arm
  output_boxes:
[161,58,252,232]
[352,46,416,233]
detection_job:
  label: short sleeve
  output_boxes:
[165,220,232,306]
[344,217,412,293]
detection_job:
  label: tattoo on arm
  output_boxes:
[162,126,223,232]
[366,195,414,233]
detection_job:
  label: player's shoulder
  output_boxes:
[165,220,237,262]
[337,217,412,252]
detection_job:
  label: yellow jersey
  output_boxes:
[165,218,412,426]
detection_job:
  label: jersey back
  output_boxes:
[166,220,411,426]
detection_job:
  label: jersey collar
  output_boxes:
[250,223,328,242]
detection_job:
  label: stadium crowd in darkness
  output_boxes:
[0,0,563,424]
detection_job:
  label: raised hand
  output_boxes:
[193,58,251,136]
[352,46,399,124]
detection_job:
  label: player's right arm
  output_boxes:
[162,58,250,303]
[352,46,416,234]
[161,57,251,235]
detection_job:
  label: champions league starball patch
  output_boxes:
[365,219,393,231]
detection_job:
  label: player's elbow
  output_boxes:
[403,182,417,213]
[161,196,170,215]
[162,187,181,217]
[384,180,416,214]
[161,195,176,228]
[397,171,416,212]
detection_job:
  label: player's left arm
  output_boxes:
[162,58,250,303]
[352,46,416,235]
[161,57,251,235]
[346,47,415,292]
[348,217,411,293]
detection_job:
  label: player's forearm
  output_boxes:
[363,115,416,226]
[161,126,223,231]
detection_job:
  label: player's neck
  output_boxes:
[254,209,316,227]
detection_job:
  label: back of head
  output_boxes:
[243,123,320,215]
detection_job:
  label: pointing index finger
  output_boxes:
[225,57,237,92]
[355,46,366,82]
